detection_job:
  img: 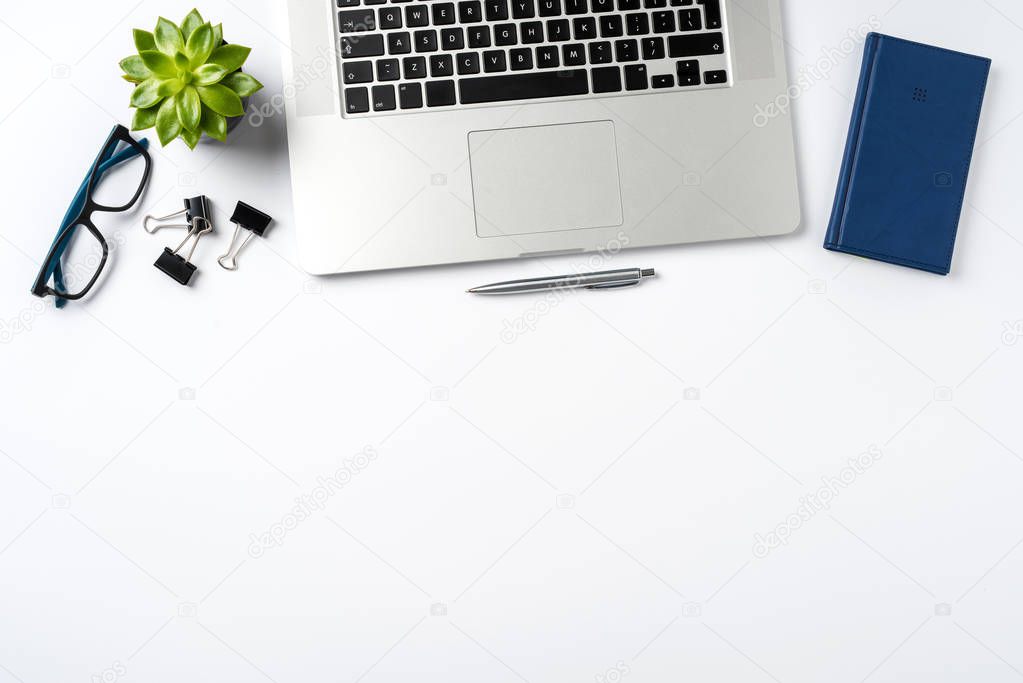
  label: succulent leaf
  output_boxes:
[154,17,184,56]
[211,24,223,47]
[181,9,204,40]
[132,105,160,131]
[221,71,263,97]
[139,50,177,78]
[155,96,182,145]
[177,87,202,131]
[196,84,245,117]
[208,45,250,73]
[133,29,157,52]
[186,23,215,68]
[174,52,191,72]
[200,107,228,142]
[180,127,202,150]
[157,78,186,98]
[193,64,229,86]
[130,78,163,108]
[119,55,151,82]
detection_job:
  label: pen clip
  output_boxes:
[586,281,640,290]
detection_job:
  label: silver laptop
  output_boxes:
[278,0,799,274]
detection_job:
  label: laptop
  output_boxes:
[278,0,799,274]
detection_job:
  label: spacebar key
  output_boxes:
[459,70,589,104]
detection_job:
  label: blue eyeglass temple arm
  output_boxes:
[48,136,149,308]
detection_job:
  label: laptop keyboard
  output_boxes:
[335,0,731,117]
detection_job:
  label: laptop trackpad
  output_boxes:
[469,121,624,238]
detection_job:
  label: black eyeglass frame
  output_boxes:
[31,125,152,301]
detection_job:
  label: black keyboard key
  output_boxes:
[338,0,361,6]
[512,0,536,17]
[372,84,396,110]
[668,32,723,57]
[342,60,373,84]
[344,87,370,113]
[405,5,429,26]
[547,19,570,41]
[495,23,518,45]
[458,0,482,21]
[441,27,464,49]
[459,69,589,104]
[365,0,386,5]
[677,59,699,74]
[379,6,403,28]
[678,69,700,86]
[414,29,438,51]
[457,51,481,73]
[625,13,649,35]
[641,36,664,59]
[591,65,621,93]
[483,49,507,71]
[644,0,666,6]
[403,55,427,78]
[388,31,411,53]
[678,8,701,30]
[599,14,623,37]
[521,21,544,43]
[618,0,640,8]
[652,74,673,88]
[467,25,492,47]
[562,43,586,65]
[704,69,727,84]
[615,39,637,61]
[591,0,614,12]
[342,34,385,58]
[539,0,561,16]
[485,0,509,20]
[510,47,533,70]
[432,2,456,23]
[536,45,559,68]
[426,80,457,106]
[652,10,674,32]
[339,9,376,32]
[430,54,454,76]
[698,0,721,28]
[399,82,423,109]
[573,17,596,39]
[624,63,648,90]
[376,58,400,80]
[565,0,587,14]
[588,40,612,63]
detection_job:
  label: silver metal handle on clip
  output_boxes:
[171,217,213,261]
[217,224,255,271]
[143,208,192,234]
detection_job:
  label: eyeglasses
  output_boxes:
[32,125,152,307]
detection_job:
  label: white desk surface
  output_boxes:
[2,1,1023,681]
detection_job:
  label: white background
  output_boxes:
[2,1,1023,681]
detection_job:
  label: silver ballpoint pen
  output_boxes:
[468,268,656,295]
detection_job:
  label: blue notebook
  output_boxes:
[825,33,991,275]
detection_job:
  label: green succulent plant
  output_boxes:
[120,9,263,149]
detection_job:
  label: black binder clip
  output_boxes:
[143,196,212,234]
[218,202,274,271]
[154,215,214,286]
